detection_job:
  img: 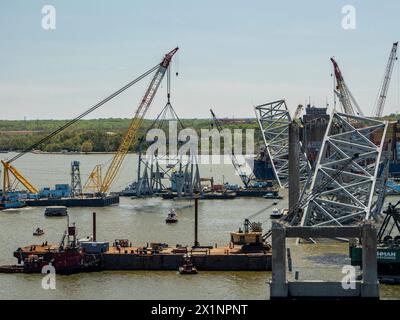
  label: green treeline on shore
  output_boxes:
[0,118,262,152]
[1,114,398,153]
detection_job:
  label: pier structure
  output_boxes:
[255,100,310,188]
[270,222,379,299]
[288,122,300,215]
[300,111,389,227]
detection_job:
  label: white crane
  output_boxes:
[373,42,398,118]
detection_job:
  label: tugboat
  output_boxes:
[33,228,44,236]
[8,221,101,274]
[166,208,178,223]
[179,253,197,274]
[270,208,283,219]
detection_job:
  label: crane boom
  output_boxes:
[2,160,39,194]
[1,48,177,195]
[374,42,398,117]
[331,57,364,116]
[99,47,179,193]
[210,109,251,188]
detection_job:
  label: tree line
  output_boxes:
[0,118,262,153]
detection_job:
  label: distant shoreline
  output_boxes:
[0,150,131,155]
[30,151,128,155]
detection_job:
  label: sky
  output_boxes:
[0,0,400,120]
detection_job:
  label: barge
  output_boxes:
[162,192,236,200]
[25,195,119,207]
[236,188,276,197]
[8,243,271,272]
[350,201,400,283]
[1,211,272,274]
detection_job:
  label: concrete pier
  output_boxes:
[269,222,379,299]
[288,122,300,214]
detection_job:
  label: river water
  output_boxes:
[0,152,399,299]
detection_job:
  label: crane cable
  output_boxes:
[247,202,279,220]
[8,64,160,164]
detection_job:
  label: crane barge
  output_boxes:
[1,47,178,207]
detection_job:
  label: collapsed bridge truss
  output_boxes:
[300,111,389,227]
[255,100,310,188]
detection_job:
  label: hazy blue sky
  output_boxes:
[0,0,399,120]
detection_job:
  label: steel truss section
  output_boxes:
[300,111,389,227]
[255,100,310,188]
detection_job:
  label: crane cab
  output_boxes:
[230,229,263,246]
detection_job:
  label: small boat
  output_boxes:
[166,209,178,223]
[179,254,198,275]
[33,228,44,236]
[263,191,283,199]
[44,206,68,217]
[270,208,283,219]
[162,193,176,200]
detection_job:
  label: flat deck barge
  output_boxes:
[11,244,271,272]
[236,189,274,197]
[162,193,236,200]
[102,246,270,271]
[25,195,119,207]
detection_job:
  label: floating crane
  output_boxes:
[1,47,178,195]
[373,42,398,118]
[331,57,364,116]
[94,47,179,194]
[210,109,252,188]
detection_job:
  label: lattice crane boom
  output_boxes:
[374,42,398,118]
[210,109,251,188]
[2,47,178,195]
[1,160,39,194]
[331,57,364,116]
[99,47,179,193]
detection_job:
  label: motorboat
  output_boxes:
[33,228,44,236]
[166,208,178,223]
[270,208,283,219]
[263,191,283,199]
[179,254,197,274]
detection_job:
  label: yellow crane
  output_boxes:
[86,47,179,194]
[82,164,102,193]
[2,47,178,196]
[2,160,39,194]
